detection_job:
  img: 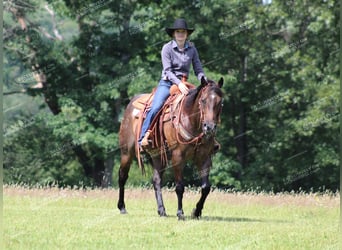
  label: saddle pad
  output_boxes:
[132,93,154,110]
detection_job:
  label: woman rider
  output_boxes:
[139,18,219,153]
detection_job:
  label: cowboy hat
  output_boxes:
[165,18,195,37]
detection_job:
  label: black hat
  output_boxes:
[165,18,195,37]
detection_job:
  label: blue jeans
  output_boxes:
[139,80,173,144]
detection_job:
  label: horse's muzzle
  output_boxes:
[203,122,217,136]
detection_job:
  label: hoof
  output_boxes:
[191,208,201,219]
[120,208,127,214]
[158,210,167,217]
[177,214,185,221]
[177,210,185,220]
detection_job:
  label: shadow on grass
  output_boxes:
[165,215,288,223]
[199,216,288,223]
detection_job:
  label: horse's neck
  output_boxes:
[180,93,201,132]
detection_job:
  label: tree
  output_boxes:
[3,0,339,191]
[4,0,152,186]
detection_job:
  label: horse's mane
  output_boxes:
[206,80,223,97]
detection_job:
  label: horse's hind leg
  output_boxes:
[117,151,133,214]
[152,158,167,216]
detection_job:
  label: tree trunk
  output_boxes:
[232,55,249,179]
[236,100,248,168]
[238,55,248,168]
[93,157,105,187]
[102,156,114,188]
[73,146,94,181]
[73,146,111,187]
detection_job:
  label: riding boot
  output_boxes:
[140,131,151,146]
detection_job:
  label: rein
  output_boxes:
[174,87,206,145]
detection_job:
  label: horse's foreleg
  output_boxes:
[117,154,131,214]
[175,179,185,220]
[192,157,212,219]
[172,150,185,220]
[152,166,167,217]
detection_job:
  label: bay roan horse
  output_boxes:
[117,77,224,219]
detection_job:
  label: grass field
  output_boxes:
[3,186,340,250]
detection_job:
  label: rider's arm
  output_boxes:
[192,46,206,81]
[161,42,182,85]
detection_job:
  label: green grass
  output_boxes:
[4,186,340,250]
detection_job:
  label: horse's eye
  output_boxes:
[201,99,206,105]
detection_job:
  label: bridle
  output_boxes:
[174,83,222,145]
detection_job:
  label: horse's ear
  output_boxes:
[200,76,208,88]
[218,77,224,88]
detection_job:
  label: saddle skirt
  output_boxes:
[132,93,153,111]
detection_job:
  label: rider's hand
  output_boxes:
[178,82,189,95]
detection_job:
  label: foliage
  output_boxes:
[3,0,339,191]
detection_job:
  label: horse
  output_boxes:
[117,76,224,219]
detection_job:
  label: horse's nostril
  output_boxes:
[203,122,217,134]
